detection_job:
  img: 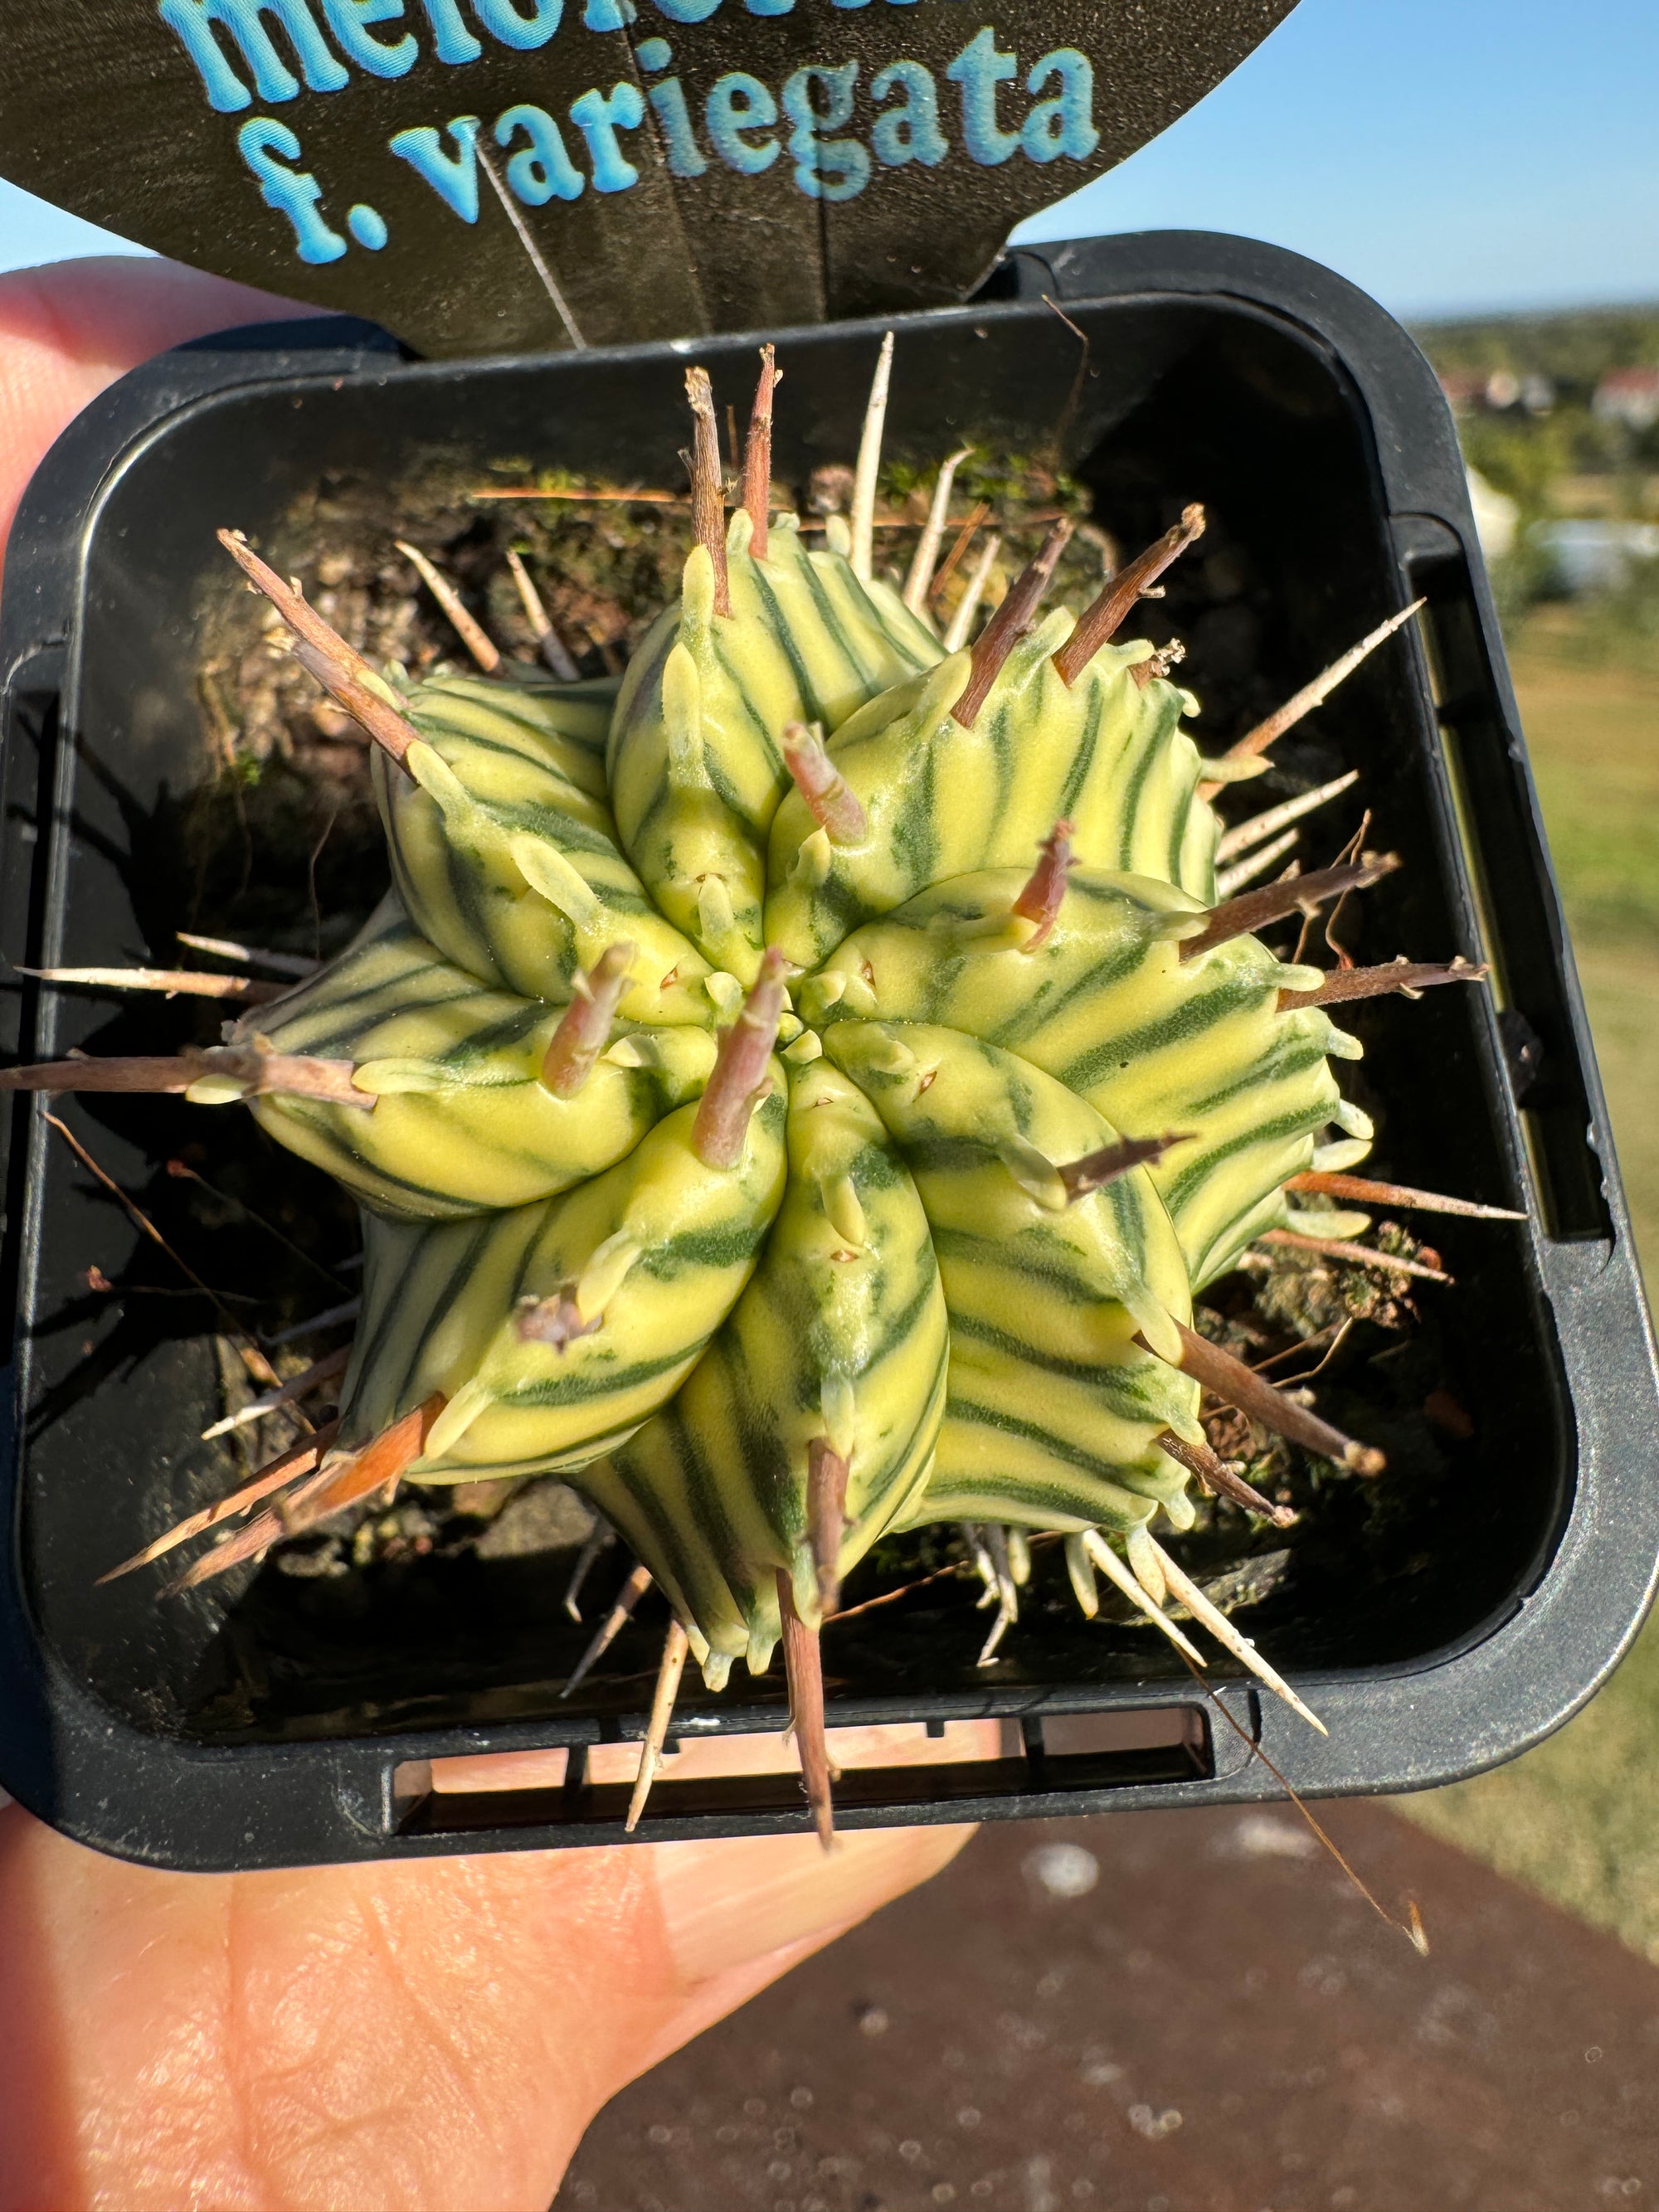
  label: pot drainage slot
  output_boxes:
[389,1706,1211,1837]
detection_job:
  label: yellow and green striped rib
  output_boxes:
[177,498,1380,1684]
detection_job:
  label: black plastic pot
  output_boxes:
[1,231,1654,1874]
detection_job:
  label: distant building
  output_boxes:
[1438,370,1487,413]
[1438,368,1554,416]
[1593,368,1659,431]
[1486,369,1522,411]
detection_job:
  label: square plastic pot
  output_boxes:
[0,230,1653,1870]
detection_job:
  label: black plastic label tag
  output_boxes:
[0,0,1296,356]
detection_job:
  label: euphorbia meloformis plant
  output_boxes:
[4,339,1508,1842]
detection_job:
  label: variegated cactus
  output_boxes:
[8,341,1502,1841]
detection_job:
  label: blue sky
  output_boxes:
[2,0,1656,320]
[1019,0,1659,318]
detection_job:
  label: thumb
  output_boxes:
[0,255,317,585]
[0,1724,992,2212]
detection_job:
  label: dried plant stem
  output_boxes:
[1180,855,1399,961]
[1278,957,1486,1009]
[928,501,990,610]
[849,332,894,584]
[1157,1428,1296,1527]
[1214,770,1360,864]
[99,1423,339,1582]
[685,367,731,618]
[264,1297,362,1348]
[163,1156,348,1296]
[176,932,319,979]
[777,1568,834,1850]
[743,344,780,558]
[563,1521,615,1621]
[1287,1171,1523,1222]
[1254,1316,1354,1388]
[200,1344,352,1442]
[903,445,973,613]
[941,532,1002,654]
[19,965,289,1004]
[2,1055,220,1096]
[504,548,580,680]
[477,139,586,352]
[470,486,688,506]
[542,942,636,1096]
[824,1558,965,1626]
[42,1112,281,1388]
[218,532,421,764]
[693,948,786,1167]
[1259,1228,1451,1284]
[1052,505,1205,687]
[625,1617,691,1832]
[0,1044,373,1109]
[954,518,1075,729]
[561,1562,652,1698]
[1179,1649,1428,1952]
[1164,1320,1385,1475]
[396,542,502,673]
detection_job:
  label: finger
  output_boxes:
[0,255,315,583]
[0,1727,990,2212]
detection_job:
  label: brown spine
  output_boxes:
[218,531,421,763]
[952,517,1074,729]
[1161,1321,1386,1475]
[1052,504,1205,687]
[1286,1170,1523,1222]
[1057,1131,1187,1200]
[692,948,786,1167]
[1157,1428,1296,1527]
[685,367,732,618]
[807,1439,849,1616]
[1011,819,1076,950]
[777,1568,834,1850]
[1178,855,1399,961]
[164,1395,445,1593]
[1277,957,1486,1009]
[742,344,780,560]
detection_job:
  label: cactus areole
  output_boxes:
[4,347,1502,1841]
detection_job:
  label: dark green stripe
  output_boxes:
[945,1393,1160,1486]
[499,1344,698,1410]
[946,1310,1171,1412]
[1058,974,1274,1092]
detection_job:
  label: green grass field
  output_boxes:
[1390,632,1659,1957]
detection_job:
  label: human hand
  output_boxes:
[0,255,987,2212]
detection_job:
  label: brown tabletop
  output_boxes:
[557,1803,1659,2212]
